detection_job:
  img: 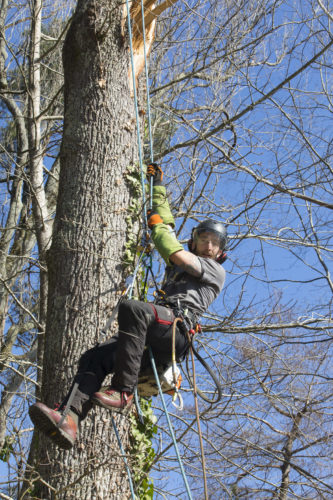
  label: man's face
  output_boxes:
[192,231,223,260]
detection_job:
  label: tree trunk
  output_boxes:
[26,0,142,497]
[278,408,306,500]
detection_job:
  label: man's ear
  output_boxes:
[187,235,196,253]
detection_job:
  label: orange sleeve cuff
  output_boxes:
[148,213,163,228]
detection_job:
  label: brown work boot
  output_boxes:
[92,387,133,414]
[29,402,77,450]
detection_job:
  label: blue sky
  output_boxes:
[1,0,333,497]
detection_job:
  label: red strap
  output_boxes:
[149,304,174,325]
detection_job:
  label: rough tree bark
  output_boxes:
[25,0,150,497]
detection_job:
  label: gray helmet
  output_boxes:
[193,220,227,250]
[188,220,228,263]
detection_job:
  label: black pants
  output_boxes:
[61,300,188,419]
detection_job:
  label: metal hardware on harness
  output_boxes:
[189,323,202,336]
[153,289,167,301]
[161,364,181,390]
[137,231,152,253]
[163,364,183,410]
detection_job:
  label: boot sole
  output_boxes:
[29,405,75,450]
[92,396,132,415]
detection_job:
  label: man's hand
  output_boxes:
[147,163,163,186]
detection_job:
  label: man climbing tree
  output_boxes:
[29,163,227,449]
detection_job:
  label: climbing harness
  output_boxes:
[154,295,223,404]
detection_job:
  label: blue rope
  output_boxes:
[134,387,145,424]
[149,347,193,500]
[112,416,136,499]
[124,5,192,498]
[127,248,146,300]
[140,0,154,163]
[125,0,148,226]
[139,1,155,208]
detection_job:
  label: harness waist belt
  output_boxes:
[154,300,198,324]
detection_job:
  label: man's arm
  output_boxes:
[169,250,202,278]
[147,164,202,273]
[147,163,176,227]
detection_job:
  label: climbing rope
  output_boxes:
[125,0,148,225]
[118,1,213,496]
[185,338,222,404]
[171,317,184,409]
[187,331,208,500]
[111,416,137,499]
[139,0,154,164]
[149,346,193,500]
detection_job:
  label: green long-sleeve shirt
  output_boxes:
[151,186,183,265]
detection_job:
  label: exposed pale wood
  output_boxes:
[127,0,178,93]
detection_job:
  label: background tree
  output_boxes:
[0,0,332,498]
[0,2,67,496]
